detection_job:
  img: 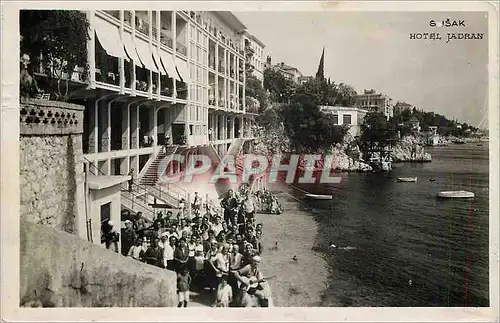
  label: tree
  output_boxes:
[263,68,296,103]
[359,112,396,151]
[336,83,357,107]
[20,10,90,101]
[281,96,347,153]
[245,74,268,112]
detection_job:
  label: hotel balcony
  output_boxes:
[135,14,149,37]
[176,42,187,56]
[104,10,120,20]
[160,29,173,48]
[124,11,132,26]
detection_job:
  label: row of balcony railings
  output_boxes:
[92,16,191,99]
[104,11,180,52]
[207,59,244,84]
[105,10,247,57]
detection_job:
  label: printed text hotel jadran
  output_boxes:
[409,18,485,43]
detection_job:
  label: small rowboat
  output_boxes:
[305,193,333,200]
[437,191,475,199]
[397,177,418,182]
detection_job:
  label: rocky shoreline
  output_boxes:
[254,126,441,171]
[392,135,432,163]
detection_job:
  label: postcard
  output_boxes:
[1,1,498,322]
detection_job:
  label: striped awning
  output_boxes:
[175,60,192,84]
[122,32,140,64]
[151,48,165,75]
[134,39,158,73]
[93,17,128,60]
[160,51,180,81]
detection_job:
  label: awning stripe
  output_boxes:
[151,48,165,75]
[93,17,128,60]
[134,40,158,73]
[122,32,141,64]
[159,51,180,81]
[175,60,192,84]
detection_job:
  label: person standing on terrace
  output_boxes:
[221,189,238,225]
[242,192,257,226]
[192,192,202,217]
[121,220,137,256]
[127,237,145,261]
[163,236,177,271]
[177,267,191,308]
[174,238,190,273]
[128,168,134,192]
[143,236,163,268]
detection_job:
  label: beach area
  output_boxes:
[256,182,329,307]
[189,182,329,307]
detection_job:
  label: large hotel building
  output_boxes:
[26,10,268,236]
[63,10,265,197]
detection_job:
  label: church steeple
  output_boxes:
[315,47,325,81]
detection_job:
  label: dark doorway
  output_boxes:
[110,105,123,151]
[100,202,111,243]
[139,154,150,173]
[172,123,185,145]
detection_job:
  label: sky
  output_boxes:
[236,11,489,127]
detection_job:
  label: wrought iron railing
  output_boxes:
[124,11,132,26]
[160,30,173,48]
[176,42,187,56]
[104,10,120,20]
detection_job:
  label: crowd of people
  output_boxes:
[110,185,278,307]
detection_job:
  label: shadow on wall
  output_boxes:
[62,134,77,234]
[20,220,177,307]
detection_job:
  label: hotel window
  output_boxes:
[343,114,352,125]
[332,114,339,125]
[197,66,202,83]
[204,35,208,47]
[190,64,195,79]
[190,43,195,58]
[190,25,196,39]
[197,46,201,63]
[203,49,207,65]
[197,30,201,44]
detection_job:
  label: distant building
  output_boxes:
[393,101,413,115]
[319,105,368,137]
[237,30,265,83]
[408,116,421,131]
[354,89,393,120]
[298,76,313,84]
[265,56,303,84]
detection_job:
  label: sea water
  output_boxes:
[293,144,489,307]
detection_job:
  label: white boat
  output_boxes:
[305,193,333,200]
[436,191,475,198]
[397,177,418,182]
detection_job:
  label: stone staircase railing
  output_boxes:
[140,145,178,186]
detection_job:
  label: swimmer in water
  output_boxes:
[330,242,356,251]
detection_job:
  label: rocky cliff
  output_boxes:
[392,135,432,162]
[254,123,372,172]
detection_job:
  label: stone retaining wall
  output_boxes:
[20,219,177,307]
[19,99,85,234]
